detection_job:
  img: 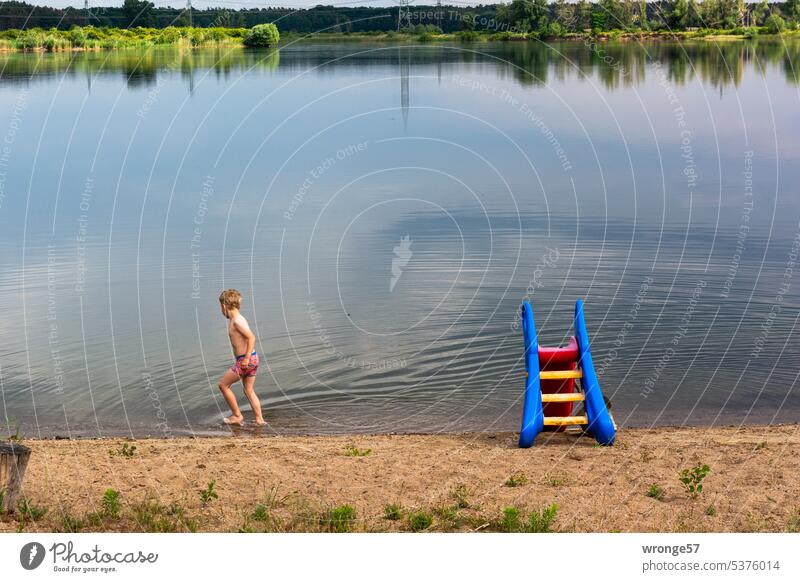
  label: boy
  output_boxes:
[218,289,266,425]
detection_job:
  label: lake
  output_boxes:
[1,39,799,438]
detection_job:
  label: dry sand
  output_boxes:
[2,425,799,533]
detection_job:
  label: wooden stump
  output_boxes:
[0,441,31,513]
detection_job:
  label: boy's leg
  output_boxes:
[242,375,266,425]
[218,368,244,424]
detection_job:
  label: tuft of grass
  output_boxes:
[131,498,196,533]
[101,488,121,519]
[383,503,403,521]
[646,484,665,501]
[755,441,766,450]
[109,442,137,458]
[505,472,527,487]
[678,464,710,499]
[319,504,356,532]
[543,472,568,487]
[705,504,716,516]
[59,513,85,533]
[199,479,218,505]
[342,444,371,457]
[432,505,463,530]
[450,484,470,509]
[17,498,47,522]
[496,504,558,533]
[407,510,433,532]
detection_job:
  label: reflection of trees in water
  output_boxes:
[492,39,799,90]
[0,47,281,89]
[0,41,797,90]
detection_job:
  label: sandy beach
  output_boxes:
[2,425,799,533]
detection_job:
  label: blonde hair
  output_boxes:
[219,289,242,310]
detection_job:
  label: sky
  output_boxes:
[9,1,486,9]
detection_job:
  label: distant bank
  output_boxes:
[1,25,798,53]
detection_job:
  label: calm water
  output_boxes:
[1,40,799,438]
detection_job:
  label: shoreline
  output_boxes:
[2,424,798,533]
[2,30,798,54]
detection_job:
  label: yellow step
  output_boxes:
[541,393,585,403]
[540,369,583,380]
[543,415,588,426]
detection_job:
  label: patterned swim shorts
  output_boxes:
[230,352,259,378]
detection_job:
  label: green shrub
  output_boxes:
[457,30,480,42]
[765,14,786,34]
[243,23,280,48]
[155,27,182,44]
[101,488,121,518]
[319,504,356,532]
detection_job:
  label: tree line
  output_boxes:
[1,1,798,34]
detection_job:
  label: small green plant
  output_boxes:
[705,505,716,516]
[407,510,433,532]
[101,488,121,518]
[679,464,710,499]
[342,444,372,457]
[320,504,356,532]
[18,498,47,522]
[755,441,766,450]
[109,442,137,458]
[383,503,403,521]
[200,480,218,504]
[450,484,470,509]
[505,472,527,487]
[526,503,558,533]
[498,506,522,532]
[646,484,665,501]
[251,504,270,522]
[8,424,22,442]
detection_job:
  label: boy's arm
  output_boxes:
[234,317,257,367]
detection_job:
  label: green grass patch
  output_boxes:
[383,503,403,521]
[407,510,433,532]
[319,504,356,532]
[342,444,372,457]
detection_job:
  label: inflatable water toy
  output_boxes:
[519,299,616,447]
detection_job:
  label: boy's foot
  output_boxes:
[223,414,244,425]
[254,418,267,426]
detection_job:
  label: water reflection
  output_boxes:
[1,40,797,91]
